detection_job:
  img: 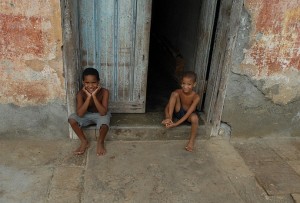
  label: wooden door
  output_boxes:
[193,0,218,115]
[77,0,152,113]
[203,0,243,135]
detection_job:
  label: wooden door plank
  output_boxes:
[132,0,152,112]
[204,0,243,135]
[77,0,152,113]
[78,0,97,68]
[193,0,218,111]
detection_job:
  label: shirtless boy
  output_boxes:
[162,71,200,152]
[68,67,111,156]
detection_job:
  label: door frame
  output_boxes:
[61,0,244,138]
[61,0,80,138]
[194,0,243,136]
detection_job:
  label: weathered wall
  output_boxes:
[222,0,300,137]
[0,0,68,137]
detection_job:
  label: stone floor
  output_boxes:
[1,135,300,203]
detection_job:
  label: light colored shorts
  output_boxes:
[68,112,111,129]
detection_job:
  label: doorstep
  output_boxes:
[83,112,209,141]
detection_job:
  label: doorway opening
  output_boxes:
[146,0,218,114]
[62,0,242,137]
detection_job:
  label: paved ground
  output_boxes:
[1,136,300,203]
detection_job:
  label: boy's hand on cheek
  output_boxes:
[92,85,101,97]
[83,87,92,97]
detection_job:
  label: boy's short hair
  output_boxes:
[182,71,197,82]
[82,67,100,81]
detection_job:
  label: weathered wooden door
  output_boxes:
[77,0,152,113]
[193,0,218,115]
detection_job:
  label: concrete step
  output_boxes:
[83,112,209,141]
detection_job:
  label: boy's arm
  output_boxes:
[172,95,200,127]
[93,88,109,116]
[76,89,92,117]
[162,104,173,125]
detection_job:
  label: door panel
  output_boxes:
[78,0,152,113]
[193,0,218,115]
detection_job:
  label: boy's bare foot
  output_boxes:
[97,141,106,156]
[185,146,193,152]
[185,141,194,152]
[74,141,89,155]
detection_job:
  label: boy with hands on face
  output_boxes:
[68,68,111,156]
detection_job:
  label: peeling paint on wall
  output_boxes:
[238,0,300,104]
[0,0,65,106]
[224,0,300,137]
[0,14,44,59]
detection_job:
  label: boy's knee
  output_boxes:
[68,118,77,125]
[171,91,179,99]
[99,124,109,130]
[190,114,199,123]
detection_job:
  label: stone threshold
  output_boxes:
[83,112,209,141]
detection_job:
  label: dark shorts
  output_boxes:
[173,108,200,122]
[173,108,187,120]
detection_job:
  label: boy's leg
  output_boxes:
[186,113,199,152]
[68,118,89,155]
[166,92,181,117]
[97,124,109,156]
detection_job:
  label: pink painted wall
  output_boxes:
[0,0,68,137]
[223,0,300,137]
[245,0,299,72]
[235,0,300,104]
[0,0,65,106]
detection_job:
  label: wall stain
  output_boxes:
[244,0,300,75]
[1,81,50,104]
[0,14,44,59]
[0,1,65,106]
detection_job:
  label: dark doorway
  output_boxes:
[146,0,210,112]
[146,32,180,112]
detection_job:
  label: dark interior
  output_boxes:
[146,0,203,112]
